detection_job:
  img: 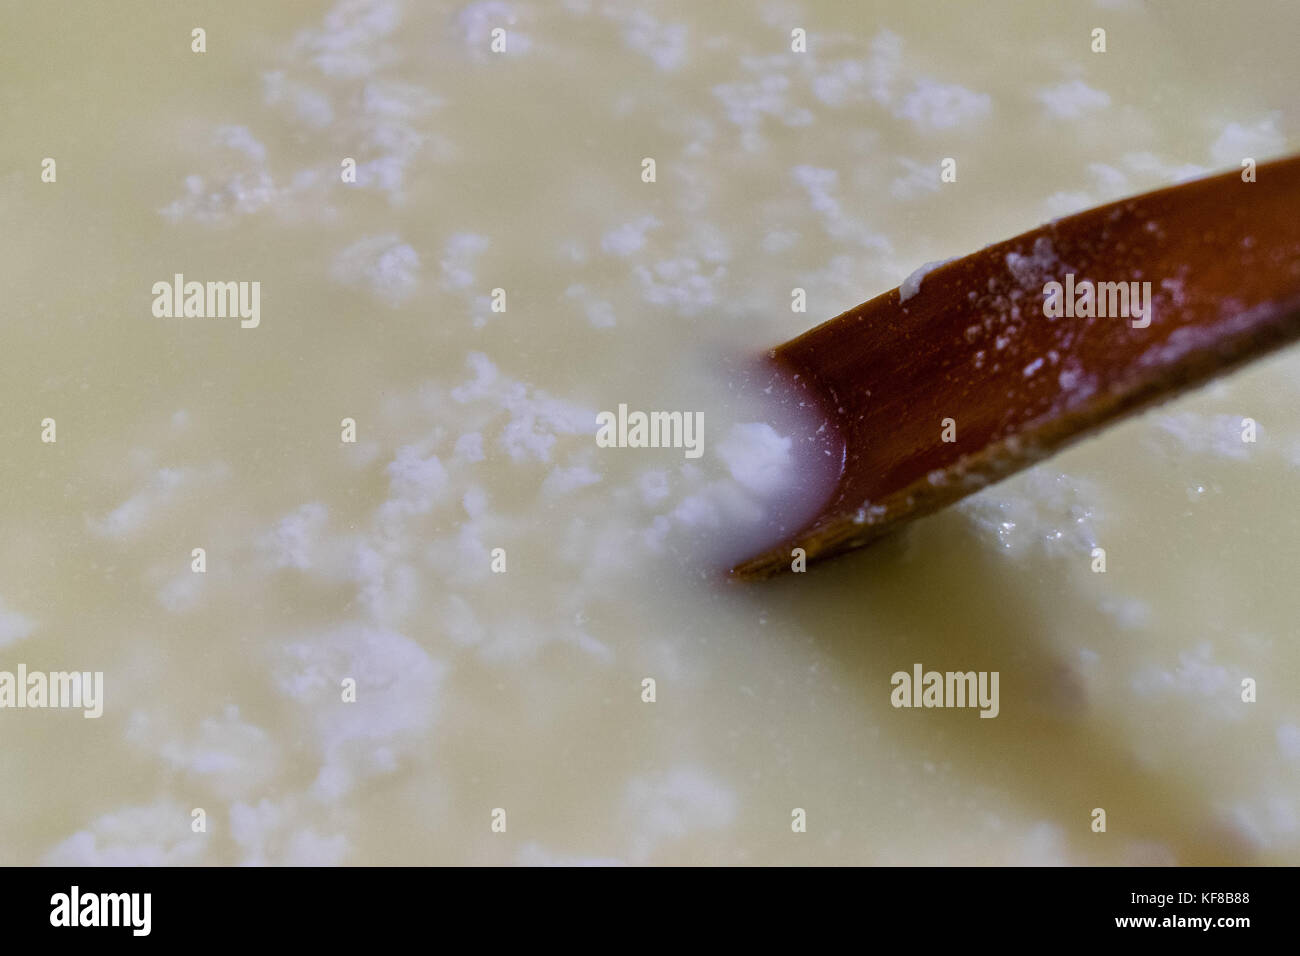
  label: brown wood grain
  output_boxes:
[733,155,1300,579]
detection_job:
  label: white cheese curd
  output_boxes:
[899,257,954,302]
[2,0,1298,865]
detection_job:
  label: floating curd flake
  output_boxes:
[958,470,1101,557]
[1034,80,1111,120]
[622,767,737,863]
[361,78,443,121]
[638,469,671,505]
[1087,161,1130,196]
[156,572,203,613]
[1145,411,1256,461]
[458,1,531,56]
[0,599,35,648]
[866,28,904,102]
[541,461,603,496]
[461,486,488,518]
[791,165,892,250]
[453,431,485,462]
[127,705,278,800]
[1216,795,1300,854]
[1278,724,1300,762]
[893,78,991,133]
[262,71,335,128]
[1210,113,1285,167]
[891,157,944,200]
[1015,822,1071,867]
[274,625,446,800]
[386,445,448,513]
[89,467,189,539]
[791,164,841,214]
[1023,357,1045,377]
[331,234,421,305]
[1099,596,1153,631]
[671,492,722,529]
[229,801,350,866]
[296,0,403,78]
[43,801,207,866]
[712,73,812,132]
[515,842,626,867]
[613,7,688,72]
[1129,643,1240,725]
[499,387,595,464]
[259,502,330,570]
[811,58,870,108]
[632,257,727,315]
[214,124,268,161]
[1043,191,1094,219]
[601,215,661,256]
[801,28,904,109]
[439,233,490,291]
[450,352,499,403]
[1122,150,1209,185]
[561,282,616,327]
[899,258,953,303]
[761,230,799,253]
[160,127,276,225]
[642,362,844,571]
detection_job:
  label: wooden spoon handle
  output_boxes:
[734,155,1300,579]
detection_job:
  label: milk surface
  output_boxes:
[2,0,1298,865]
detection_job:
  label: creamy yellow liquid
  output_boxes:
[2,0,1298,865]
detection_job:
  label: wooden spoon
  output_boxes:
[732,155,1300,579]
